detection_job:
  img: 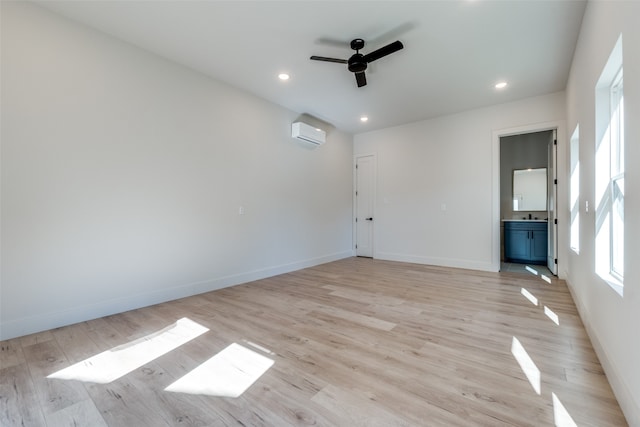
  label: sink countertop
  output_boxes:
[502,219,548,222]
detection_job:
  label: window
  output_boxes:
[569,125,580,253]
[610,69,624,280]
[595,35,624,294]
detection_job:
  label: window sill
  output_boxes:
[597,271,624,297]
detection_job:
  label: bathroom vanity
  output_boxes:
[503,220,548,264]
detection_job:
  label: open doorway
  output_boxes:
[498,129,558,276]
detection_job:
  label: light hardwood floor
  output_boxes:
[0,258,628,426]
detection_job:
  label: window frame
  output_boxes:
[569,125,580,254]
[594,35,624,295]
[609,67,624,282]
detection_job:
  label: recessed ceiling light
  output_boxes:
[495,81,508,89]
[278,73,290,81]
[360,116,369,122]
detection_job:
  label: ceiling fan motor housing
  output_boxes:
[348,54,367,72]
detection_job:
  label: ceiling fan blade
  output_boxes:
[363,40,404,63]
[310,56,348,64]
[314,37,350,48]
[367,22,416,47]
[355,71,367,87]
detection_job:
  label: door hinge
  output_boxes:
[355,218,358,222]
[555,258,558,264]
[554,179,557,185]
[554,218,557,225]
[355,244,358,249]
[554,139,557,145]
[356,191,358,196]
[356,164,358,169]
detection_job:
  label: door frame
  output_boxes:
[548,129,559,274]
[354,153,377,257]
[492,121,566,277]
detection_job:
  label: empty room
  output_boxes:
[1,1,638,426]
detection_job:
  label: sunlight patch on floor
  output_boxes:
[525,265,539,276]
[165,342,274,397]
[511,336,541,394]
[243,339,276,356]
[48,318,208,384]
[553,392,578,427]
[521,288,539,306]
[524,265,553,283]
[544,306,560,325]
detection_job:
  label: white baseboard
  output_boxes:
[189,251,352,295]
[375,251,494,273]
[0,251,352,341]
[565,277,639,426]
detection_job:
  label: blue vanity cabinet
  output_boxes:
[530,227,548,261]
[505,227,530,261]
[504,221,548,264]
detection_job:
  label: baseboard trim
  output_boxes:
[189,251,352,295]
[375,251,494,272]
[0,251,352,341]
[565,277,639,426]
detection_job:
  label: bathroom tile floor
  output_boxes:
[500,262,554,277]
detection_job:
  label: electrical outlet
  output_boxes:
[239,206,245,215]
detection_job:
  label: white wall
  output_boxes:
[564,1,640,424]
[0,2,353,340]
[354,92,565,272]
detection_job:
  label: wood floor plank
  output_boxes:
[50,322,102,363]
[0,363,47,427]
[311,383,411,427]
[44,399,108,427]
[0,257,628,426]
[22,340,93,416]
[0,338,26,370]
[18,330,54,348]
[151,353,249,426]
[154,345,295,426]
[83,379,171,427]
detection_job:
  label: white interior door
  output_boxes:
[355,155,375,257]
[547,130,558,274]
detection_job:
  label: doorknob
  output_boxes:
[365,217,373,221]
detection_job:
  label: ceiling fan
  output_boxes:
[310,38,404,88]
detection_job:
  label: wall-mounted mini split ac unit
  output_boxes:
[291,122,326,146]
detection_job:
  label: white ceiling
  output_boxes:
[37,1,587,134]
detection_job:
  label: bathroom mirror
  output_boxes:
[513,168,547,211]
